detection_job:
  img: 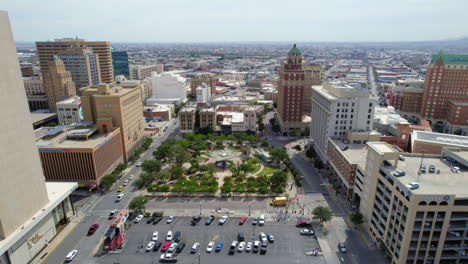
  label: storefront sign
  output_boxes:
[418,195,451,201]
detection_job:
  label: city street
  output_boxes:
[40,121,180,264]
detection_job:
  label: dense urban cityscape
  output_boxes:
[1,3,468,264]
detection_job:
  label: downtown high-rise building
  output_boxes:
[421,52,468,129]
[0,11,77,263]
[112,51,130,77]
[43,56,76,112]
[57,47,101,90]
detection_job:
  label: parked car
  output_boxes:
[152,241,161,252]
[237,232,245,241]
[229,241,238,254]
[153,216,163,225]
[340,146,349,151]
[215,242,223,252]
[147,216,155,224]
[161,241,171,252]
[65,250,78,262]
[166,216,175,224]
[393,170,406,177]
[406,182,420,190]
[123,180,129,186]
[429,165,436,173]
[259,232,267,243]
[260,241,268,254]
[136,161,142,167]
[191,242,200,253]
[87,224,99,235]
[206,241,215,253]
[108,210,118,219]
[134,215,144,223]
[128,174,134,179]
[267,234,275,243]
[252,218,258,225]
[239,217,247,225]
[253,241,260,253]
[175,242,186,253]
[245,242,253,252]
[117,186,124,192]
[166,231,173,241]
[338,243,347,253]
[174,231,181,242]
[160,253,177,263]
[420,165,427,173]
[398,155,405,161]
[146,241,155,251]
[300,229,315,235]
[258,215,265,226]
[152,231,159,241]
[191,216,201,225]
[237,241,246,252]
[205,215,215,225]
[218,215,228,225]
[168,242,177,252]
[296,220,311,227]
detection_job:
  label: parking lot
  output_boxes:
[98,216,325,264]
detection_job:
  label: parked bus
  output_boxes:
[103,210,129,251]
[270,197,288,206]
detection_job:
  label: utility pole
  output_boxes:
[199,202,202,216]
[248,202,251,216]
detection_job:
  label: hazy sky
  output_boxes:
[4,0,468,42]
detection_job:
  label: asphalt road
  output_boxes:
[99,216,325,264]
[41,121,180,264]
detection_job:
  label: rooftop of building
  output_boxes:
[36,124,119,149]
[80,83,140,97]
[30,112,57,124]
[56,96,81,105]
[431,52,468,65]
[373,106,409,126]
[144,104,171,112]
[0,182,77,257]
[330,138,368,167]
[412,130,468,148]
[288,44,301,55]
[384,153,468,197]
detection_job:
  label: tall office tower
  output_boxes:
[80,83,145,161]
[44,56,76,112]
[310,82,375,160]
[277,44,310,136]
[302,64,324,114]
[112,51,130,77]
[58,47,101,90]
[190,74,216,97]
[36,38,113,83]
[0,11,77,263]
[421,52,468,128]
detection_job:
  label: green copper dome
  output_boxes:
[288,44,301,55]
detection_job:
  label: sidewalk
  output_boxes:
[32,214,85,264]
[314,222,340,264]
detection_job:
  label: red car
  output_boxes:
[161,241,171,252]
[296,220,311,228]
[239,217,247,225]
[87,224,99,235]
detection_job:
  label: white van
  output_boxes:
[116,194,124,202]
[259,215,265,226]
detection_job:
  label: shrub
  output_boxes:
[144,212,151,217]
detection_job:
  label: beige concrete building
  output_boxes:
[44,56,76,112]
[56,96,82,125]
[357,141,468,264]
[80,82,145,161]
[190,74,216,96]
[303,64,324,114]
[130,64,164,80]
[178,106,196,133]
[411,130,468,154]
[199,108,216,130]
[36,38,113,84]
[23,77,44,96]
[0,11,77,263]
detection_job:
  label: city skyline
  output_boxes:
[5,0,468,43]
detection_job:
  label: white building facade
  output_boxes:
[23,78,44,96]
[310,82,376,160]
[147,72,187,105]
[196,83,211,104]
[56,96,82,125]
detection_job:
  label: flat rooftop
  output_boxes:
[36,127,116,149]
[385,155,468,197]
[331,139,368,167]
[0,182,77,256]
[30,113,57,124]
[413,130,468,148]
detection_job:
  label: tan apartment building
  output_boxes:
[199,108,216,130]
[0,12,77,263]
[357,141,468,264]
[80,83,145,161]
[190,74,216,97]
[303,64,324,114]
[44,56,76,112]
[178,106,196,133]
[36,124,123,187]
[23,77,44,95]
[131,64,164,80]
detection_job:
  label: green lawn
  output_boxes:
[257,166,279,177]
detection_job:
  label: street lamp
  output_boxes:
[248,202,251,216]
[199,202,202,216]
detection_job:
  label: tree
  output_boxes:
[100,174,117,191]
[128,196,148,213]
[270,170,287,187]
[142,160,162,174]
[139,172,156,186]
[170,144,191,167]
[170,167,184,179]
[312,206,334,226]
[349,211,364,226]
[269,148,288,165]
